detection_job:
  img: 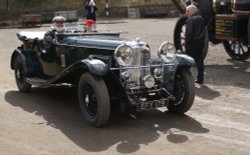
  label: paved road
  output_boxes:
[0,18,250,155]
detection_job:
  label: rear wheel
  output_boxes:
[14,57,31,93]
[78,73,110,127]
[167,68,195,114]
[173,15,209,59]
[223,40,250,61]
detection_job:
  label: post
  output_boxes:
[105,0,109,16]
[6,0,10,10]
[248,16,250,47]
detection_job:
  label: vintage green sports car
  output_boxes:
[10,31,195,127]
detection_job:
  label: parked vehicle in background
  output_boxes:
[21,10,78,27]
[172,0,250,61]
[54,10,78,22]
[21,14,42,27]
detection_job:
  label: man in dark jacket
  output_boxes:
[43,16,66,49]
[42,16,66,62]
[185,4,206,84]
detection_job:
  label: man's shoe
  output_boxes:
[195,80,203,85]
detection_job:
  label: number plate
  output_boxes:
[136,99,168,111]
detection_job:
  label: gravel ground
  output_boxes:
[0,18,250,155]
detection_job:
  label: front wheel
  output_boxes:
[223,40,250,61]
[78,73,110,127]
[167,68,195,114]
[14,57,31,93]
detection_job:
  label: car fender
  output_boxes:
[10,48,27,72]
[74,58,108,76]
[40,58,108,82]
[11,48,41,76]
[174,53,195,67]
[162,54,195,93]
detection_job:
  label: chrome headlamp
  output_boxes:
[153,67,162,78]
[121,71,131,81]
[114,44,134,66]
[143,75,155,89]
[158,42,175,62]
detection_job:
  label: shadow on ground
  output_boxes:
[204,60,250,89]
[195,84,221,100]
[5,86,209,153]
[191,60,250,100]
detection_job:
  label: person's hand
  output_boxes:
[45,35,52,41]
[52,39,57,44]
[45,35,57,44]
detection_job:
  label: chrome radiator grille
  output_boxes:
[127,48,151,88]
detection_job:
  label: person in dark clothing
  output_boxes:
[44,16,66,46]
[42,16,66,62]
[85,0,98,21]
[185,4,206,84]
[83,0,90,18]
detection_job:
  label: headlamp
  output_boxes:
[158,42,175,62]
[143,75,155,89]
[158,42,175,56]
[121,71,130,81]
[153,67,162,78]
[114,44,134,66]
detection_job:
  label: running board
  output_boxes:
[25,77,52,87]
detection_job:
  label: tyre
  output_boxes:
[14,57,31,93]
[167,68,195,114]
[223,40,250,61]
[173,15,209,59]
[78,73,110,127]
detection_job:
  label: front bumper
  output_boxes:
[110,64,176,110]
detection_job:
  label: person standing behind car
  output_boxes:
[42,16,66,62]
[86,0,98,22]
[83,19,96,32]
[185,4,206,85]
[83,0,90,18]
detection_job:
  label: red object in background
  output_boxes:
[84,19,95,26]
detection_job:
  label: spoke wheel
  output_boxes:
[78,73,110,127]
[82,84,98,117]
[14,57,31,93]
[167,68,195,114]
[223,40,250,61]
